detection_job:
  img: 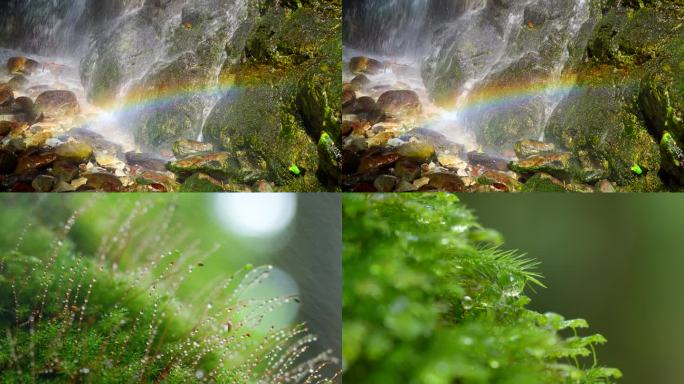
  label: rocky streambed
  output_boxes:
[0,53,282,192]
[341,54,620,193]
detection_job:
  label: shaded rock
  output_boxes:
[53,180,76,192]
[342,89,356,108]
[318,131,342,181]
[180,173,224,192]
[350,56,384,75]
[393,159,421,181]
[171,139,214,159]
[0,121,11,137]
[125,152,167,172]
[373,174,398,192]
[31,174,55,192]
[55,141,93,163]
[467,151,509,171]
[521,173,566,192]
[509,152,572,179]
[84,172,123,192]
[0,150,18,174]
[358,151,400,174]
[514,139,555,159]
[0,85,13,106]
[376,90,421,118]
[15,152,57,173]
[253,180,274,192]
[51,160,79,182]
[396,179,418,192]
[10,183,35,192]
[34,90,79,118]
[346,96,382,122]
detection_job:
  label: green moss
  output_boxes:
[343,194,619,383]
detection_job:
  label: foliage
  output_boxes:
[0,197,337,383]
[342,194,621,384]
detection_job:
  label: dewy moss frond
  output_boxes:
[0,198,338,383]
[342,193,621,384]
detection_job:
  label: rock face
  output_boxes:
[544,2,684,191]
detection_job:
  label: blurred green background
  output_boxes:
[0,194,341,360]
[460,194,684,384]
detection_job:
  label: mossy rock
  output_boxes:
[545,67,662,190]
[521,173,567,192]
[179,172,225,192]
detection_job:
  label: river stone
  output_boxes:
[55,141,93,163]
[133,170,178,192]
[397,142,435,162]
[172,139,214,159]
[180,173,224,192]
[514,139,556,159]
[342,89,356,108]
[15,153,58,174]
[0,85,13,106]
[350,56,385,75]
[376,90,421,118]
[358,151,401,174]
[34,90,79,118]
[424,172,466,192]
[476,170,521,192]
[0,121,11,137]
[351,74,371,90]
[521,173,567,192]
[167,152,231,177]
[85,172,123,192]
[51,160,79,182]
[373,174,398,192]
[31,174,56,192]
[0,150,18,174]
[509,152,572,179]
[7,57,40,75]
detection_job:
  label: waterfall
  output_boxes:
[344,0,594,153]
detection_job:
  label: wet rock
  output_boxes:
[396,142,435,162]
[357,151,401,174]
[31,174,55,192]
[15,152,58,174]
[351,74,371,90]
[467,151,509,171]
[514,139,556,159]
[373,174,398,192]
[402,128,465,156]
[53,180,76,192]
[84,172,123,192]
[7,75,28,91]
[0,85,13,108]
[12,96,35,116]
[55,141,93,163]
[521,173,566,192]
[350,56,385,75]
[253,180,274,192]
[477,170,521,192]
[10,183,35,192]
[171,139,214,159]
[34,90,79,118]
[166,152,230,176]
[424,172,466,192]
[0,121,11,137]
[7,57,40,75]
[342,89,356,108]
[123,152,167,173]
[366,132,396,148]
[596,179,616,193]
[0,150,18,174]
[396,179,418,192]
[318,132,342,182]
[346,96,382,122]
[180,173,224,192]
[393,159,421,181]
[133,170,178,192]
[376,90,421,118]
[509,152,572,179]
[51,160,79,182]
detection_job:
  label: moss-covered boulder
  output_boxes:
[203,0,341,191]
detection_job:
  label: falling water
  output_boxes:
[344,0,593,154]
